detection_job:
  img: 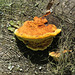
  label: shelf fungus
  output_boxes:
[14,16,61,51]
[49,50,72,61]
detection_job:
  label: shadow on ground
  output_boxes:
[15,33,61,65]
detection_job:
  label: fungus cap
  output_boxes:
[14,17,61,51]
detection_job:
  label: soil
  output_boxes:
[0,0,75,75]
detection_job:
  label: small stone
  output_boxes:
[19,68,23,71]
[50,9,53,12]
[39,66,42,70]
[8,63,14,71]
[35,71,38,74]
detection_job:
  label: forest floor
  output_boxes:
[0,0,75,75]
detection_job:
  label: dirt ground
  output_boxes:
[0,0,75,75]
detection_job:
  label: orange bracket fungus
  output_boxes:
[14,13,61,51]
[49,50,72,61]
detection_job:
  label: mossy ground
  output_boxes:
[0,0,75,75]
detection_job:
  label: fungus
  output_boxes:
[14,16,61,51]
[49,50,72,61]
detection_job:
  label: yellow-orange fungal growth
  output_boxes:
[49,50,72,61]
[14,16,61,51]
